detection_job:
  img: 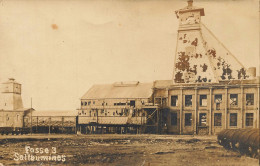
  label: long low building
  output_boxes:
[78,81,160,134]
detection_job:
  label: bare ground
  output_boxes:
[0,134,258,166]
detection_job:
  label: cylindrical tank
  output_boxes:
[218,128,259,158]
[224,129,239,148]
[230,129,247,150]
[217,129,229,145]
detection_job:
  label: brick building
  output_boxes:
[153,0,259,135]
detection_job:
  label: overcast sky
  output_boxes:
[0,0,258,110]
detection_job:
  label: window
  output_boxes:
[155,98,161,105]
[214,95,222,103]
[199,113,207,126]
[230,113,237,126]
[171,96,178,106]
[185,95,192,107]
[230,94,238,106]
[16,114,20,121]
[130,100,135,107]
[171,113,177,126]
[88,101,91,105]
[84,102,87,106]
[199,95,207,107]
[162,98,167,107]
[246,94,254,106]
[215,94,222,110]
[214,113,222,126]
[185,113,192,126]
[246,113,253,126]
[93,101,95,105]
[81,102,83,106]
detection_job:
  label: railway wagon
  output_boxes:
[218,129,259,158]
[24,110,78,134]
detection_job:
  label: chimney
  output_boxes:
[187,0,193,8]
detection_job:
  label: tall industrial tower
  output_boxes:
[173,0,255,84]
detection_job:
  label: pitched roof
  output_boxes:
[81,82,153,100]
[31,110,78,117]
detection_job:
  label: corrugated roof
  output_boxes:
[32,110,78,117]
[81,82,153,100]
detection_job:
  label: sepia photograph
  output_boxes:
[0,0,259,165]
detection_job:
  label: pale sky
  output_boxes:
[0,0,258,110]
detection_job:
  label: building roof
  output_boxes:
[2,78,21,84]
[154,80,173,88]
[31,110,78,117]
[81,82,153,100]
[175,0,205,18]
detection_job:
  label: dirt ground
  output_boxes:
[0,134,258,166]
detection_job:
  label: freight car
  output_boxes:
[0,127,30,135]
[218,129,259,158]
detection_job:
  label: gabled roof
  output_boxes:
[2,78,21,84]
[31,110,78,117]
[81,82,153,100]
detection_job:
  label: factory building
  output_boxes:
[78,81,159,134]
[79,0,259,135]
[153,0,259,135]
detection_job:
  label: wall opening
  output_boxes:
[214,113,222,126]
[171,96,178,106]
[184,113,192,126]
[246,113,253,126]
[185,95,192,107]
[230,113,237,127]
[171,112,178,126]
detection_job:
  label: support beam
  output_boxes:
[257,86,259,128]
[180,87,183,134]
[241,85,244,128]
[225,86,228,129]
[157,108,159,134]
[194,87,197,135]
[209,87,212,135]
[48,117,51,134]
